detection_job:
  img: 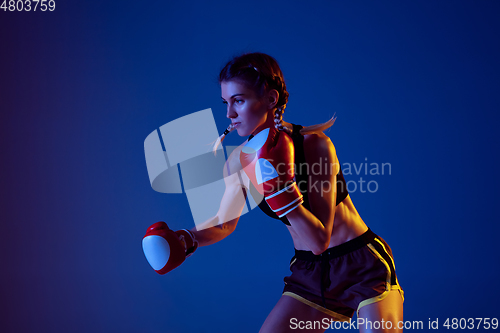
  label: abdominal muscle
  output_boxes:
[287,194,369,251]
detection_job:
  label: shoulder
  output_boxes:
[303,131,336,158]
[302,131,338,175]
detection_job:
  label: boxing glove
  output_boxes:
[240,126,303,218]
[142,221,198,275]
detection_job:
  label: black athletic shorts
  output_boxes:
[282,228,404,321]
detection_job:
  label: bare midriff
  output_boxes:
[287,194,369,251]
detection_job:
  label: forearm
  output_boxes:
[286,205,332,255]
[189,216,238,247]
[189,179,247,247]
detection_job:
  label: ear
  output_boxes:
[266,89,279,110]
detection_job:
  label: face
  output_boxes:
[221,80,276,137]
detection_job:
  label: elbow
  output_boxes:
[311,245,328,256]
[311,249,322,256]
[310,234,331,255]
[219,218,237,235]
[310,240,330,256]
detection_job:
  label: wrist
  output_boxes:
[176,229,199,257]
[265,181,304,218]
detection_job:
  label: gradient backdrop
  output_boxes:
[1,1,499,332]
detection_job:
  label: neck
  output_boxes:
[251,111,293,136]
[251,110,276,136]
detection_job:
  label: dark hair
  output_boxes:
[218,52,289,110]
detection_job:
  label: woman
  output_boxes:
[143,52,404,332]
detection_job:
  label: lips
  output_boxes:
[232,122,241,128]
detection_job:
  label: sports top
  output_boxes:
[247,124,348,226]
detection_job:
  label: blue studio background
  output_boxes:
[1,1,499,332]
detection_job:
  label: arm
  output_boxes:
[189,145,249,247]
[142,144,249,274]
[286,134,337,255]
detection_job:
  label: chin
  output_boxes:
[236,128,248,137]
[235,126,250,137]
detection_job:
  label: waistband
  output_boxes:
[294,228,376,261]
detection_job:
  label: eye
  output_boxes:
[235,99,243,104]
[222,100,228,105]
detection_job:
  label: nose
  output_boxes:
[226,105,237,119]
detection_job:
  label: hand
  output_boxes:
[142,221,198,275]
